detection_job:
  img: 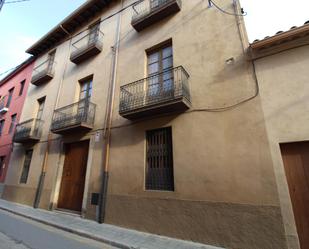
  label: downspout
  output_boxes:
[233,0,259,97]
[33,25,72,208]
[98,0,123,223]
[232,0,248,55]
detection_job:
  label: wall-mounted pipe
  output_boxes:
[33,31,73,209]
[98,0,123,224]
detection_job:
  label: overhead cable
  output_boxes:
[4,0,30,4]
[209,0,247,16]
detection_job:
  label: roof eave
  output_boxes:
[251,23,309,50]
[0,57,35,85]
[26,0,113,56]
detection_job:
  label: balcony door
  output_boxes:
[33,98,45,136]
[47,51,55,73]
[78,79,92,123]
[88,23,99,45]
[147,43,174,104]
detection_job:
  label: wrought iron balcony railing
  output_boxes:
[14,119,43,143]
[119,66,190,119]
[51,99,96,134]
[31,59,55,86]
[131,0,182,31]
[70,28,103,64]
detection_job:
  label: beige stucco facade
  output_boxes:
[3,0,292,248]
[253,43,309,249]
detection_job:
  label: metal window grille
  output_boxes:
[146,127,174,191]
[20,149,33,184]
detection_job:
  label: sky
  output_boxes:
[0,0,308,78]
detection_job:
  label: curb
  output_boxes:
[0,206,132,249]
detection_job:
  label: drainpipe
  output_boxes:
[33,25,72,209]
[98,0,123,224]
[232,0,248,55]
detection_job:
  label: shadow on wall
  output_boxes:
[110,113,179,148]
[120,0,205,54]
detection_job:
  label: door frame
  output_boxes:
[50,138,94,217]
[280,141,309,249]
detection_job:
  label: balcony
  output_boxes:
[119,66,190,119]
[70,28,103,64]
[31,59,55,86]
[51,99,96,134]
[13,119,43,143]
[131,0,182,32]
[0,96,8,115]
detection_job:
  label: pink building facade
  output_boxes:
[0,58,34,188]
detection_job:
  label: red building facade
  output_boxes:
[0,58,34,186]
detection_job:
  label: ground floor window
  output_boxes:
[20,149,33,184]
[0,156,5,176]
[146,127,174,191]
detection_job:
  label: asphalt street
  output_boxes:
[0,209,117,249]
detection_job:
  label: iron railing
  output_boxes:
[31,59,55,82]
[51,99,96,131]
[14,119,43,142]
[132,0,182,22]
[119,66,190,113]
[71,27,103,57]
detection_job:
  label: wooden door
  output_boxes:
[280,142,309,249]
[58,140,89,212]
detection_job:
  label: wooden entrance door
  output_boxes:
[58,140,89,212]
[280,142,309,249]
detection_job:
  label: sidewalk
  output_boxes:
[0,199,223,249]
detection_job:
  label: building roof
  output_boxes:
[26,0,113,56]
[249,20,309,59]
[0,57,35,86]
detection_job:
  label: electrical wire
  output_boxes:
[209,0,247,17]
[4,0,30,4]
[70,0,143,43]
[0,0,142,77]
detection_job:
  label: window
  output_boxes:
[146,127,174,191]
[0,120,4,136]
[47,50,56,72]
[6,88,14,108]
[0,156,5,176]
[19,80,26,96]
[79,78,93,101]
[36,97,45,120]
[20,150,33,184]
[78,77,93,116]
[9,114,17,134]
[88,22,100,44]
[147,41,173,98]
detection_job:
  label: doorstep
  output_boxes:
[0,199,224,249]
